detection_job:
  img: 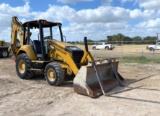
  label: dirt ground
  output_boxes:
[0,58,160,116]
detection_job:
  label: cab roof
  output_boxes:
[22,19,62,28]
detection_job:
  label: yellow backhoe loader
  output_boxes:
[11,16,124,97]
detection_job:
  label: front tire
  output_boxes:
[0,49,9,58]
[149,47,154,51]
[45,62,64,86]
[16,53,34,79]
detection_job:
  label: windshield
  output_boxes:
[26,25,63,42]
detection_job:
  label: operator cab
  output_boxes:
[22,19,63,60]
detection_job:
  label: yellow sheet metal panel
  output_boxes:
[48,41,79,75]
[17,45,37,60]
[0,40,6,46]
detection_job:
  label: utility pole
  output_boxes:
[156,32,159,41]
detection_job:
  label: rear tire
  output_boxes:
[0,49,9,58]
[92,47,96,50]
[45,62,64,86]
[105,46,109,50]
[16,53,34,79]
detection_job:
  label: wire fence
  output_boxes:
[74,40,160,60]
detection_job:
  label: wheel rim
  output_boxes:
[2,51,8,57]
[18,60,26,74]
[47,68,56,82]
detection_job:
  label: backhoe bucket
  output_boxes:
[73,60,124,97]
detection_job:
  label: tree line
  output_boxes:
[67,33,159,45]
[107,33,158,44]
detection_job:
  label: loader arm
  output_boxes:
[80,50,94,65]
[80,36,94,64]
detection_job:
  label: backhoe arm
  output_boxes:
[11,16,26,54]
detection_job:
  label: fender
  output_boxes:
[16,45,37,60]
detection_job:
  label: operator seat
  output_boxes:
[33,40,42,58]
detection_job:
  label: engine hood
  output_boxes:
[48,39,73,48]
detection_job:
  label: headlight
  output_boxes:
[50,45,55,50]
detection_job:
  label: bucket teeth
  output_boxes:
[73,60,124,97]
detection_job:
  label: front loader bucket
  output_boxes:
[73,60,124,97]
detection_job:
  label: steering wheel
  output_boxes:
[44,36,52,40]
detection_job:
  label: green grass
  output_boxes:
[120,56,160,64]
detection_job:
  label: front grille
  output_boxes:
[65,46,84,68]
[72,51,84,68]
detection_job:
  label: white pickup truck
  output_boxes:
[146,42,160,51]
[92,42,115,50]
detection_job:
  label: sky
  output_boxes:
[0,0,160,42]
